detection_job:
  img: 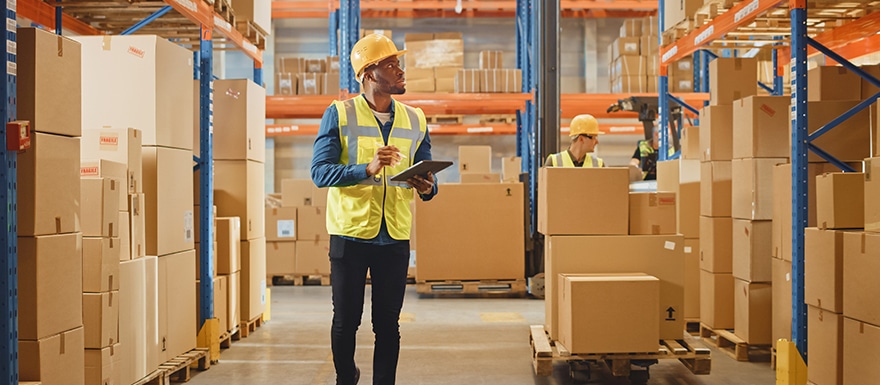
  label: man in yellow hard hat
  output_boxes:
[544,114,605,167]
[310,33,437,385]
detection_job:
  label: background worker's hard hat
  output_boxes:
[569,114,601,137]
[350,34,407,77]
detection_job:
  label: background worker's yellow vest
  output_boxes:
[546,151,604,167]
[326,96,427,240]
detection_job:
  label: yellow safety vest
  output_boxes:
[637,140,674,179]
[545,151,604,168]
[325,96,427,240]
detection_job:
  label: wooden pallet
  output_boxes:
[699,323,772,362]
[131,370,163,385]
[685,318,701,336]
[272,274,331,286]
[239,315,264,338]
[530,325,711,377]
[235,20,267,50]
[158,348,210,384]
[219,325,240,349]
[426,114,464,124]
[479,114,516,124]
[213,0,235,24]
[416,279,527,297]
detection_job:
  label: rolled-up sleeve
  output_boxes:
[310,105,371,188]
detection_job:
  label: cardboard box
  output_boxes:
[327,56,340,73]
[643,16,658,35]
[699,105,733,161]
[322,73,340,96]
[143,146,194,256]
[628,192,676,235]
[544,234,685,340]
[808,306,843,385]
[868,158,880,232]
[732,158,785,220]
[459,146,492,174]
[700,216,732,273]
[709,58,758,106]
[700,270,734,329]
[80,159,128,205]
[193,240,217,280]
[843,231,880,326]
[229,0,270,35]
[311,184,328,207]
[227,271,241,332]
[684,239,701,319]
[732,219,773,282]
[214,160,265,241]
[296,206,329,242]
[84,344,120,385]
[539,167,630,235]
[129,193,146,259]
[773,164,792,260]
[19,327,85,385]
[76,35,193,150]
[646,55,660,76]
[843,317,880,385]
[119,211,131,261]
[733,279,772,344]
[196,276,228,334]
[460,173,500,183]
[118,257,158,385]
[406,77,435,93]
[276,57,305,72]
[614,56,646,77]
[275,73,296,95]
[81,128,143,194]
[18,27,82,137]
[404,38,464,69]
[620,19,643,37]
[681,126,700,160]
[281,179,314,207]
[295,239,330,276]
[802,101,871,162]
[192,204,216,244]
[501,156,521,182]
[700,161,732,217]
[210,79,266,162]
[18,233,83,340]
[732,96,792,159]
[267,241,296,276]
[670,76,694,93]
[83,237,120,293]
[81,178,120,237]
[612,37,641,57]
[415,183,524,281]
[297,73,324,95]
[158,250,197,362]
[611,76,648,93]
[266,207,297,241]
[808,66,862,102]
[816,172,864,229]
[772,258,792,349]
[217,217,242,274]
[435,76,455,93]
[83,291,119,349]
[669,58,694,81]
[455,69,481,93]
[656,159,701,238]
[303,58,327,73]
[663,0,701,32]
[18,132,80,236]
[479,50,503,69]
[241,239,267,321]
[559,274,659,354]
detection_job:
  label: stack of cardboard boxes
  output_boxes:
[275,56,340,96]
[279,179,331,280]
[539,167,685,353]
[17,27,86,385]
[404,33,465,93]
[609,18,651,93]
[454,50,522,93]
[265,202,298,277]
[230,0,271,38]
[662,0,701,32]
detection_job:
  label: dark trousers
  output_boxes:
[329,235,410,385]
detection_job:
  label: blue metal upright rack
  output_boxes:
[1,0,17,382]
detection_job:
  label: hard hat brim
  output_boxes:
[359,49,408,77]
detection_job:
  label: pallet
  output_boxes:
[426,114,463,124]
[158,348,210,383]
[213,0,235,25]
[685,318,701,336]
[415,279,527,297]
[235,20,267,50]
[272,274,331,286]
[239,315,264,339]
[699,323,772,362]
[479,114,516,124]
[530,325,711,377]
[219,325,240,349]
[131,370,163,385]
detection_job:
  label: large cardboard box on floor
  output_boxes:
[700,270,734,329]
[227,271,241,332]
[732,158,785,220]
[559,274,660,354]
[196,275,228,334]
[83,291,119,349]
[805,228,846,313]
[82,237,120,293]
[18,233,83,341]
[772,258,792,350]
[415,183,524,281]
[296,206,330,242]
[81,128,143,194]
[732,219,772,282]
[266,207,297,242]
[843,231,880,326]
[80,177,120,237]
[732,96,791,159]
[700,216,732,273]
[460,173,500,183]
[867,158,880,232]
[267,241,296,276]
[502,156,522,183]
[143,146,194,256]
[210,79,266,162]
[18,27,81,137]
[700,161,731,217]
[801,101,871,162]
[216,217,241,275]
[118,257,159,385]
[158,250,197,363]
[656,159,700,238]
[684,239,700,319]
[295,239,330,276]
[80,159,127,205]
[18,132,80,236]
[808,65,862,102]
[214,160,265,241]
[539,167,629,235]
[699,105,733,161]
[628,192,676,235]
[808,306,843,385]
[816,172,864,229]
[709,58,757,106]
[241,238,267,322]
[76,35,193,150]
[733,279,772,344]
[19,327,85,385]
[84,344,120,385]
[843,317,880,384]
[544,234,685,340]
[129,193,146,259]
[458,146,492,174]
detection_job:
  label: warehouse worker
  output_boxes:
[310,33,437,385]
[544,114,605,167]
[629,126,673,180]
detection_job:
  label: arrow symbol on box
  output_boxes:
[666,307,676,321]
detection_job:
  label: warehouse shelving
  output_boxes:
[658,0,880,364]
[2,0,17,382]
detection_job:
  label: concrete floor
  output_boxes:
[187,285,775,385]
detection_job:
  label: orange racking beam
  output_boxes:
[274,9,655,19]
[18,0,103,35]
[272,0,657,18]
[266,122,645,137]
[161,0,263,64]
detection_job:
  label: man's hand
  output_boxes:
[407,172,435,195]
[366,145,403,176]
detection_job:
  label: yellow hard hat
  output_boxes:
[569,114,601,137]
[350,33,407,78]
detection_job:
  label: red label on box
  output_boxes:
[128,46,145,58]
[81,166,99,176]
[760,104,776,117]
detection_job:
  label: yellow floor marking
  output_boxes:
[480,312,525,323]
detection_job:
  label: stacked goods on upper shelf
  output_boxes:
[609,17,684,94]
[275,56,340,96]
[230,0,271,37]
[404,32,464,93]
[663,0,701,32]
[454,50,522,93]
[657,159,701,321]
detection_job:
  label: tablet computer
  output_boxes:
[389,160,453,182]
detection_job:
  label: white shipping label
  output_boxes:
[260,279,267,305]
[684,246,693,254]
[7,40,14,55]
[184,210,194,242]
[7,60,14,76]
[664,241,676,250]
[276,220,295,238]
[7,18,15,33]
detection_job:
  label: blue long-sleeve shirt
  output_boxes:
[310,95,437,245]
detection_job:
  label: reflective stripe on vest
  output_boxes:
[549,151,603,168]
